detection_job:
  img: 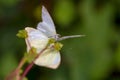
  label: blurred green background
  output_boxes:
[0,0,120,80]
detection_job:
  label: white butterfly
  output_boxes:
[25,6,84,69]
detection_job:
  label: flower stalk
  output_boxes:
[20,46,48,80]
[6,35,49,80]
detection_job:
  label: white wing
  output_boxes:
[25,27,49,53]
[25,27,60,69]
[35,49,61,69]
[37,6,56,37]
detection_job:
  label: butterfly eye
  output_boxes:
[51,34,61,41]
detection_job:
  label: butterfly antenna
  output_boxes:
[58,35,85,41]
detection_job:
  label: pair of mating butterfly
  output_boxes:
[25,6,84,69]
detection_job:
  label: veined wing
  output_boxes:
[25,27,49,53]
[37,6,56,37]
[34,49,61,69]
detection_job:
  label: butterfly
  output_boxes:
[25,6,85,69]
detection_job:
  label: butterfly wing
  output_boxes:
[25,27,60,69]
[35,49,61,69]
[37,6,56,37]
[25,27,49,53]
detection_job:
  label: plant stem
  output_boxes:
[5,58,26,80]
[17,58,26,70]
[20,39,48,80]
[20,62,34,80]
